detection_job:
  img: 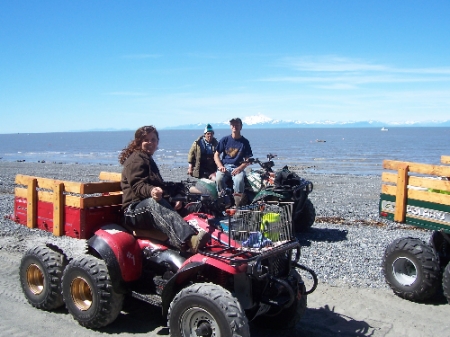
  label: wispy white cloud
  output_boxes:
[105,91,148,96]
[281,56,389,72]
[264,56,450,89]
[315,83,358,90]
[261,74,450,85]
[395,67,450,75]
[122,54,162,59]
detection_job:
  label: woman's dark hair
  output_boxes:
[118,125,159,164]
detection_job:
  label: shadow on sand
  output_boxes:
[250,304,386,337]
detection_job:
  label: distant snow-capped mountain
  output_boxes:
[165,114,450,130]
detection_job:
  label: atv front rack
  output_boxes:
[200,239,300,265]
[197,202,296,265]
[220,202,294,251]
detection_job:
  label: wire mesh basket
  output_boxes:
[225,202,294,250]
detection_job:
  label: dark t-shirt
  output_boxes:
[216,135,253,166]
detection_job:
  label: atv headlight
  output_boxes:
[291,247,300,263]
[247,260,263,277]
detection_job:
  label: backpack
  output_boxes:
[274,166,301,187]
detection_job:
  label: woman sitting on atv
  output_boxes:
[119,125,210,253]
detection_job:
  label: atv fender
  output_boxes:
[88,224,143,293]
[252,190,284,203]
[161,254,247,317]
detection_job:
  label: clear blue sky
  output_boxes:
[1,1,449,133]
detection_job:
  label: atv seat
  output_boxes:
[124,224,169,242]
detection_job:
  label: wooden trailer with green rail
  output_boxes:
[380,155,450,303]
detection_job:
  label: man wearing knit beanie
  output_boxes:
[204,124,214,134]
[187,124,218,179]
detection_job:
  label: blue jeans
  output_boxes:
[216,164,246,194]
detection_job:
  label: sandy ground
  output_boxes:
[1,247,449,337]
[1,162,450,336]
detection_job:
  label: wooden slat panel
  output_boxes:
[27,178,37,229]
[382,173,450,192]
[64,195,82,208]
[80,195,123,208]
[80,181,121,194]
[408,189,450,206]
[409,177,450,191]
[99,171,121,182]
[442,156,450,164]
[15,188,82,208]
[16,175,122,196]
[381,172,397,183]
[53,183,64,236]
[15,187,24,197]
[383,160,450,177]
[381,184,450,206]
[394,164,408,222]
[109,191,123,195]
[381,184,397,195]
[15,174,83,194]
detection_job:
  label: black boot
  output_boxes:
[233,193,247,208]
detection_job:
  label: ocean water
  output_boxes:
[1,127,449,176]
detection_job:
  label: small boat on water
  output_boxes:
[316,139,326,142]
[381,127,388,131]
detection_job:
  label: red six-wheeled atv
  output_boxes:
[19,189,317,336]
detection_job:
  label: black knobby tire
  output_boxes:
[442,262,450,304]
[19,244,67,310]
[253,271,307,329]
[168,283,250,337]
[382,237,441,302]
[293,199,316,233]
[62,254,124,329]
[429,230,450,269]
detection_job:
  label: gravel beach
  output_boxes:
[1,161,448,337]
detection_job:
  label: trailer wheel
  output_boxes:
[253,271,307,329]
[168,283,250,337]
[442,262,450,304]
[430,230,450,268]
[62,254,124,329]
[382,237,441,302]
[19,245,67,310]
[293,199,316,233]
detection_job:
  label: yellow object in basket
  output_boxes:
[260,213,280,241]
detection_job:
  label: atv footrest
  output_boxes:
[131,291,162,307]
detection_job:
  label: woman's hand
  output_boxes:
[174,201,183,210]
[151,187,163,201]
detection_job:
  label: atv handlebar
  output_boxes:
[168,193,212,203]
[245,153,277,172]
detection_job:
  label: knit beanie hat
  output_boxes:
[204,124,214,133]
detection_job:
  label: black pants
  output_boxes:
[124,197,196,249]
